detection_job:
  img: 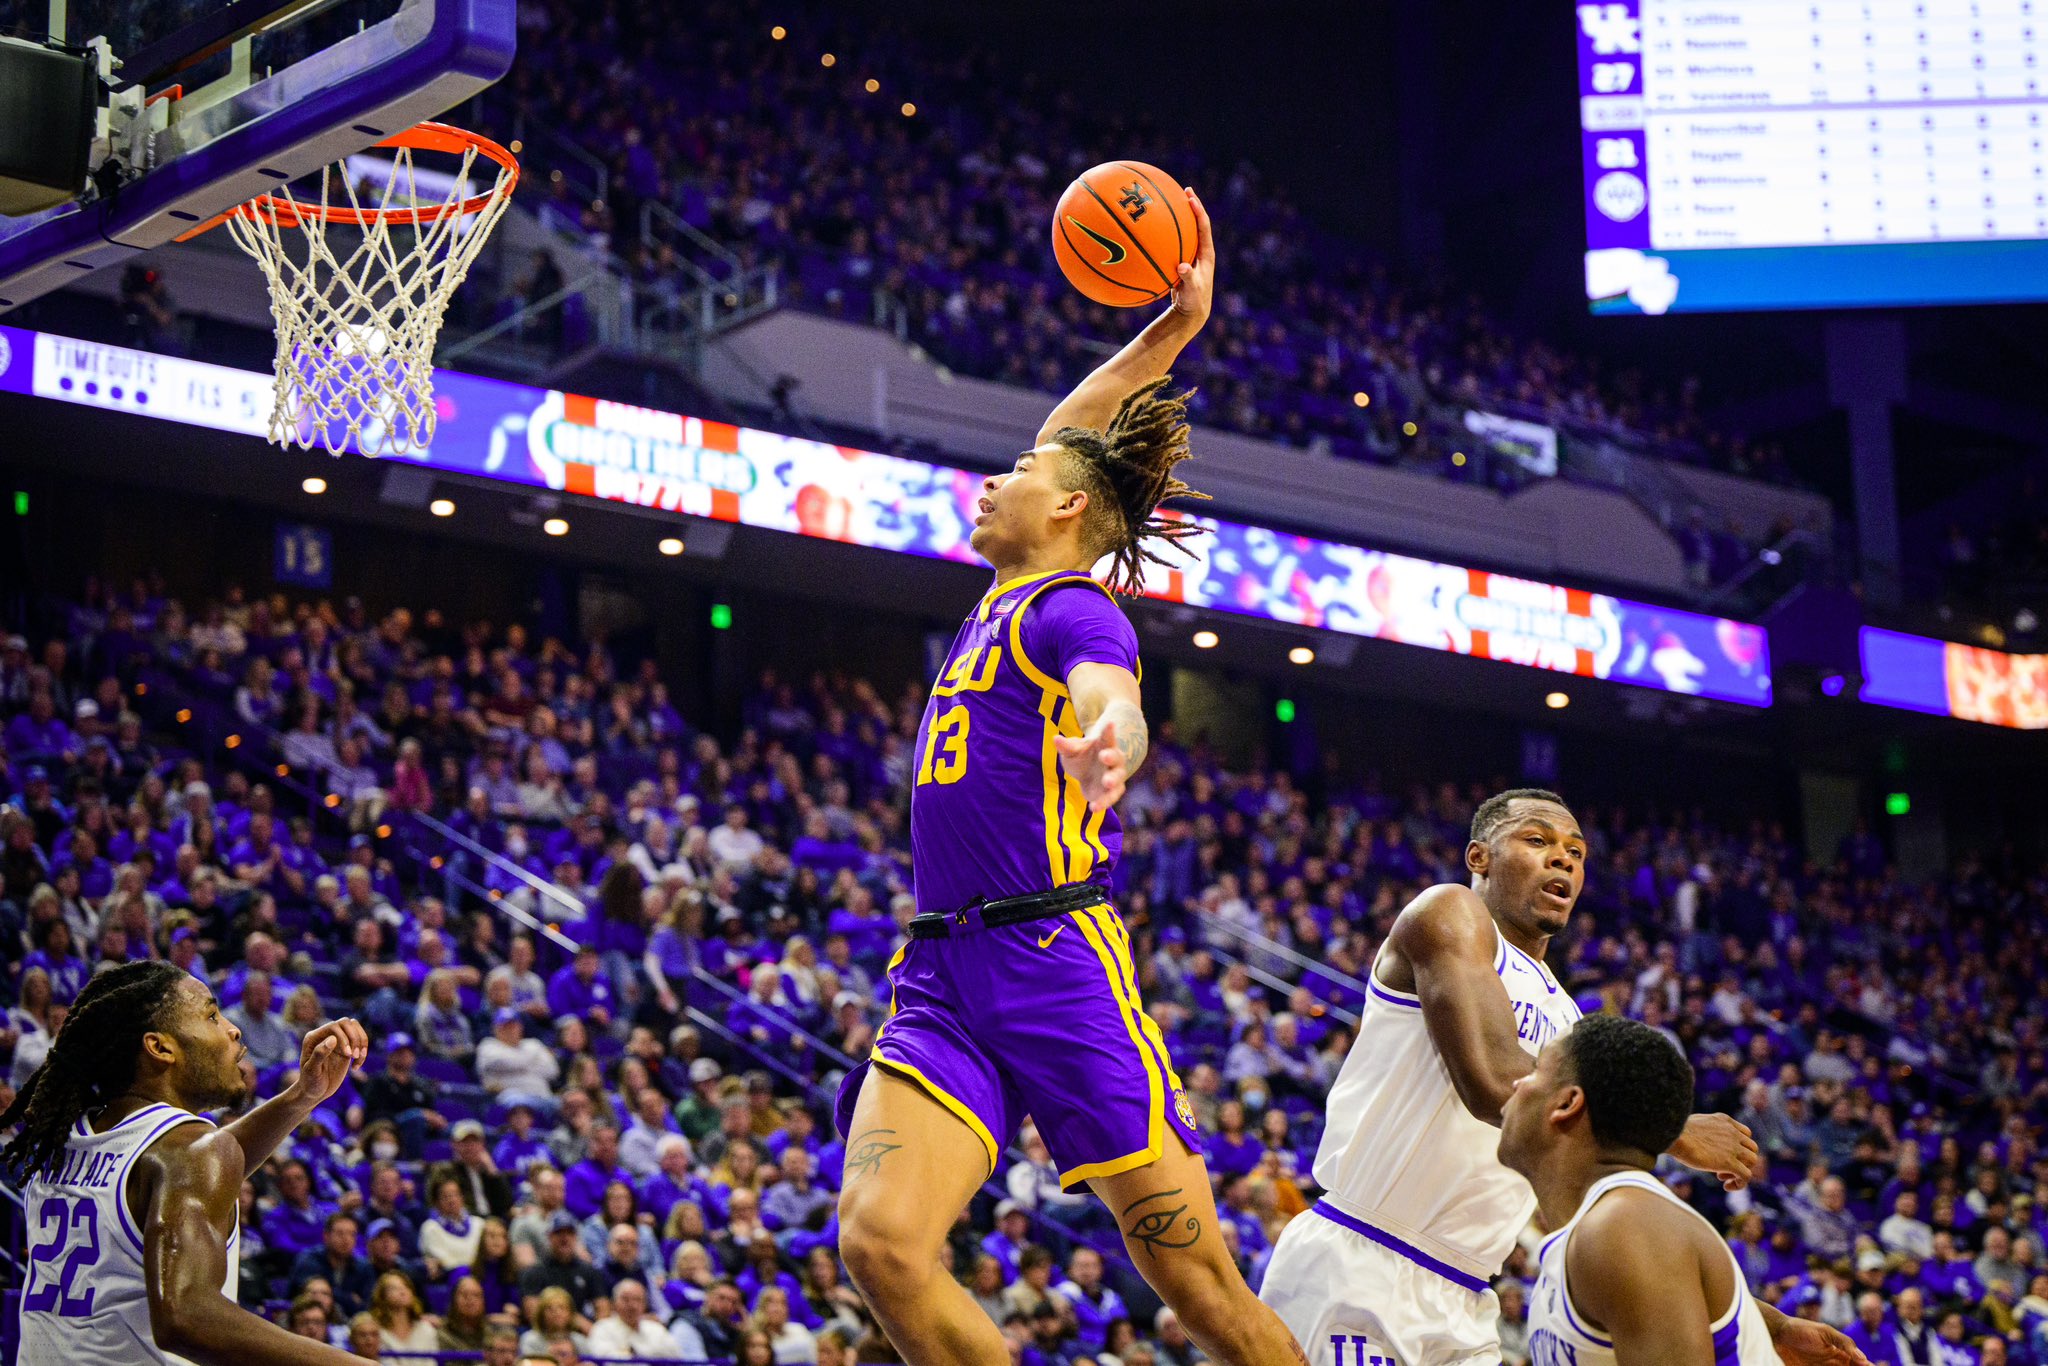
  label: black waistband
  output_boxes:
[907,882,1110,938]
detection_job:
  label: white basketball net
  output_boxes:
[225,134,517,457]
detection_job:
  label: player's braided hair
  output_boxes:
[0,959,185,1181]
[1052,375,1211,595]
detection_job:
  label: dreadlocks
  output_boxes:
[1052,375,1211,595]
[0,959,186,1182]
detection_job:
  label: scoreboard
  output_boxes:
[1577,1,2048,312]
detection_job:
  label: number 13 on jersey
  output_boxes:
[917,704,971,785]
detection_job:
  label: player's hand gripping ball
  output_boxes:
[1052,160,1197,307]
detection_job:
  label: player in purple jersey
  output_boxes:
[833,190,1307,1366]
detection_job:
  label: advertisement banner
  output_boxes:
[1861,628,2048,730]
[0,324,1774,706]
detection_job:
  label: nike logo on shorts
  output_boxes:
[1037,925,1067,949]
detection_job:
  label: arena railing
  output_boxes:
[1184,905,1372,1015]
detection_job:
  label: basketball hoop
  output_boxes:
[192,122,520,457]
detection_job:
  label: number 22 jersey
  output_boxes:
[909,569,1141,913]
[20,1102,240,1365]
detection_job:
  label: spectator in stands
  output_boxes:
[447,1118,516,1219]
[518,1284,590,1360]
[437,1274,493,1353]
[520,1212,611,1327]
[590,1278,689,1359]
[354,1030,449,1157]
[291,1211,376,1321]
[227,970,296,1071]
[421,1169,488,1281]
[369,1268,440,1355]
[1056,1247,1125,1353]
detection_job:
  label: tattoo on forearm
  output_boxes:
[1121,1187,1200,1256]
[1108,702,1148,775]
[844,1128,902,1182]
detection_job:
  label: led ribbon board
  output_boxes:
[1860,627,2048,730]
[0,324,1772,705]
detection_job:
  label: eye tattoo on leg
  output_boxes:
[1121,1187,1201,1256]
[845,1128,902,1181]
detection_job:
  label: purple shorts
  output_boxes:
[835,899,1202,1188]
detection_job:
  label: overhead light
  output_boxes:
[1451,452,1467,466]
[901,101,917,117]
[820,52,835,66]
[1192,630,1219,649]
[658,537,685,556]
[864,78,880,92]
[1351,391,1370,408]
[770,24,786,39]
[429,498,455,517]
[542,518,568,536]
[1288,646,1315,665]
[1545,691,1570,709]
[1401,421,1418,437]
[301,476,327,495]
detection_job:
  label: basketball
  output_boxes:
[1051,160,1197,307]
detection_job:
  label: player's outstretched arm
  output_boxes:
[144,1126,361,1364]
[1056,662,1146,813]
[1390,885,1536,1126]
[1567,1195,1717,1366]
[1757,1302,1873,1366]
[1036,188,1216,446]
[1666,1110,1760,1192]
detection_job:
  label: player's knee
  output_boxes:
[837,1185,931,1299]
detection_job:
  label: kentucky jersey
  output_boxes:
[1313,920,1581,1284]
[19,1102,240,1365]
[1528,1172,1781,1366]
[909,569,1139,914]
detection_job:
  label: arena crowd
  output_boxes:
[2,577,2046,1366]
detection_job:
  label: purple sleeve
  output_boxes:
[1020,585,1139,683]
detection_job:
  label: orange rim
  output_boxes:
[175,122,520,240]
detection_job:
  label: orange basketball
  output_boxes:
[1051,160,1196,307]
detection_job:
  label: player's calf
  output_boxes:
[1096,1157,1311,1366]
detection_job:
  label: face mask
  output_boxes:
[1241,1090,1268,1112]
[372,1141,400,1161]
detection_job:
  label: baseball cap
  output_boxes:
[1782,1086,1805,1101]
[832,990,862,1010]
[1796,1285,1823,1306]
[689,1058,723,1084]
[452,1119,485,1141]
[995,1199,1023,1220]
[1160,925,1187,944]
[349,833,374,849]
[74,698,98,720]
[493,1006,521,1027]
[384,1031,415,1053]
[548,1210,580,1233]
[24,765,47,783]
[367,1218,399,1242]
[2,634,24,651]
[1856,1250,1887,1273]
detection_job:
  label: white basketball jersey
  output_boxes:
[18,1102,240,1365]
[1528,1172,1781,1366]
[1311,920,1580,1283]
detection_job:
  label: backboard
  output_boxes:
[0,0,514,311]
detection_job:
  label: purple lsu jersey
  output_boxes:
[909,570,1140,914]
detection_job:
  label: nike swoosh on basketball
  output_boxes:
[1037,926,1066,949]
[1066,217,1127,266]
